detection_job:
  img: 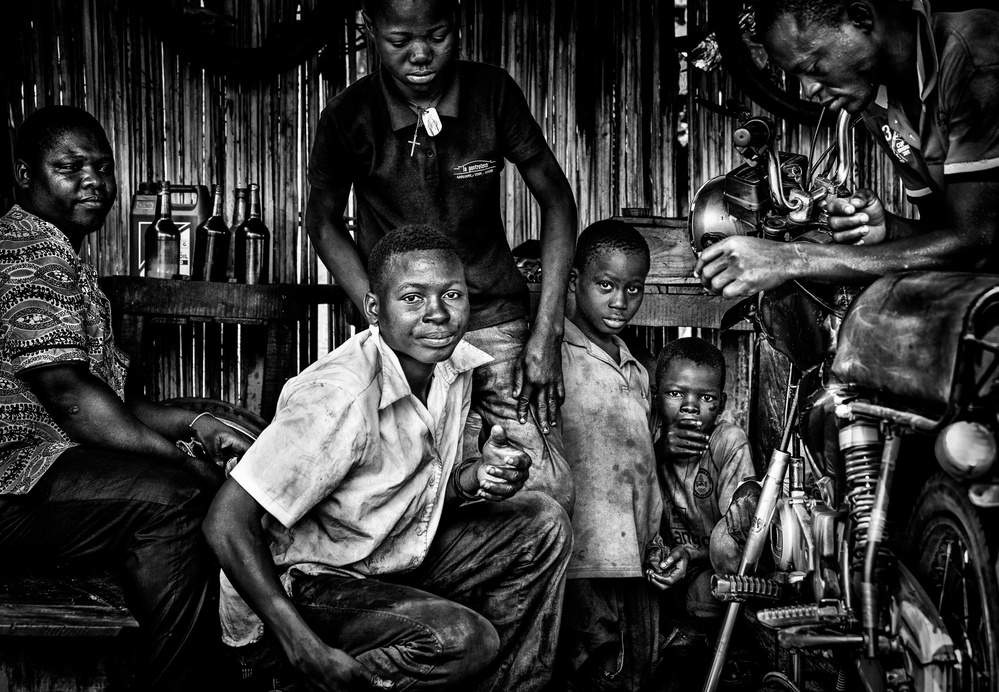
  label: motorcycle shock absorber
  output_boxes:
[839,410,902,658]
[839,418,882,566]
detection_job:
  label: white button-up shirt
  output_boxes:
[220,326,491,646]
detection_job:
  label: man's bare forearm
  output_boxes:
[312,219,371,312]
[533,202,576,338]
[205,482,322,657]
[305,187,371,312]
[786,226,986,284]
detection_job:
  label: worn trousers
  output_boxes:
[462,317,575,516]
[235,491,572,691]
[0,447,223,691]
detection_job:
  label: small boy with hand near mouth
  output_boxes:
[653,337,759,627]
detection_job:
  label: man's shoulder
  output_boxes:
[933,9,999,68]
[456,60,519,97]
[325,72,383,114]
[0,207,76,267]
[283,330,381,401]
[457,59,510,80]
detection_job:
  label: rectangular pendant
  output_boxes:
[422,107,443,137]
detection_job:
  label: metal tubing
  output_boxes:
[861,431,900,658]
[702,374,799,692]
[833,110,853,189]
[842,400,939,433]
[779,631,866,649]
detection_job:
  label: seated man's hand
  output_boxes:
[475,424,532,501]
[694,236,794,298]
[825,188,887,246]
[289,639,393,691]
[191,414,254,468]
[644,535,689,591]
[663,418,709,460]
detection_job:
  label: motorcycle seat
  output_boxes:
[832,271,999,422]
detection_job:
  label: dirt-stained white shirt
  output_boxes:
[559,318,663,580]
[219,326,491,646]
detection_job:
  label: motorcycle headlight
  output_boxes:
[935,421,997,481]
[688,175,757,253]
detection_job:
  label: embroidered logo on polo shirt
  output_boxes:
[881,124,912,163]
[453,159,498,180]
[693,468,714,499]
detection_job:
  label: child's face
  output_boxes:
[571,249,648,344]
[365,0,457,103]
[657,358,726,435]
[365,249,469,371]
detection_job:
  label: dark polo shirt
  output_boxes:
[860,3,999,208]
[309,60,550,330]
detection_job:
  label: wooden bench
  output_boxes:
[0,569,138,691]
[0,399,266,691]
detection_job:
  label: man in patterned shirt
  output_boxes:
[0,105,252,691]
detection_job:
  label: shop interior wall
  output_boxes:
[2,0,913,452]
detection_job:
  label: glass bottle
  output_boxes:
[235,183,270,285]
[192,184,230,282]
[145,180,181,279]
[227,186,248,282]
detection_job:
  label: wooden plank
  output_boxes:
[101,276,344,322]
[0,604,136,638]
[528,283,750,331]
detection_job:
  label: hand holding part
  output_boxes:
[825,187,887,246]
[645,542,690,591]
[190,412,254,466]
[693,236,794,298]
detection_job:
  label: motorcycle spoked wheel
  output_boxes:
[905,473,999,692]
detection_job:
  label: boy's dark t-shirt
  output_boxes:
[308,61,549,331]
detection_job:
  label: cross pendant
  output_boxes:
[408,118,422,156]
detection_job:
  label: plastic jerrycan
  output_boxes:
[130,183,211,276]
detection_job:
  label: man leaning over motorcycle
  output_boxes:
[694,0,999,297]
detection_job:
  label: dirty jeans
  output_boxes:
[233,491,572,691]
[462,318,575,516]
[0,447,223,692]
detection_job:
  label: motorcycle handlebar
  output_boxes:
[733,117,774,149]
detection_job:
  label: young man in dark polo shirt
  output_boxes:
[694,0,999,297]
[305,0,577,514]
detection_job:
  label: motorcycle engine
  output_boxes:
[769,497,847,601]
[688,152,810,252]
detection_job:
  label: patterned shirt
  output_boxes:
[0,206,129,495]
[559,318,662,579]
[220,326,492,646]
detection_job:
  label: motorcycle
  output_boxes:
[686,103,999,692]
